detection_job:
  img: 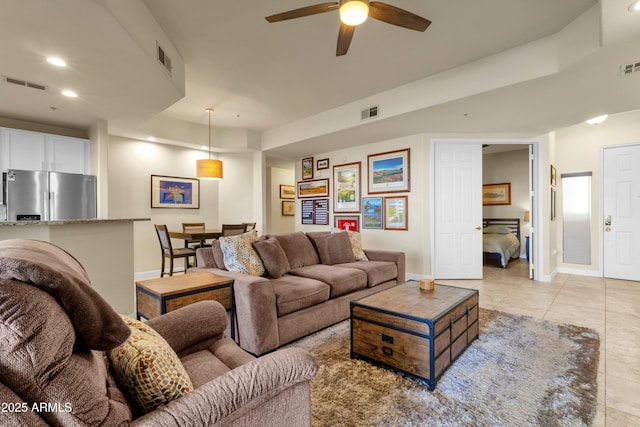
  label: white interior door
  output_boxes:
[603,144,640,281]
[434,143,483,279]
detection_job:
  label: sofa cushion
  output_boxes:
[347,231,369,261]
[336,260,398,287]
[271,275,331,316]
[220,231,265,276]
[272,232,319,269]
[313,232,356,265]
[253,237,290,278]
[211,240,227,271]
[108,315,194,414]
[288,265,366,298]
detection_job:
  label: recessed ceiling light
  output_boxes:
[147,136,156,142]
[585,114,608,125]
[61,90,77,98]
[47,57,67,67]
[629,0,640,12]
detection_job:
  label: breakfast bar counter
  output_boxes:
[0,218,149,314]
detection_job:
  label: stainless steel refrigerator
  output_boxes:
[1,169,97,221]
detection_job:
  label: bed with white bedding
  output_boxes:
[483,218,521,268]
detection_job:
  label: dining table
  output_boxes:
[168,228,222,247]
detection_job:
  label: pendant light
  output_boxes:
[196,107,223,180]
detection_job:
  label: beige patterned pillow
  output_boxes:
[220,230,265,276]
[108,315,193,414]
[347,231,369,261]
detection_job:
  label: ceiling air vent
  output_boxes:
[361,105,379,120]
[157,43,172,75]
[3,76,47,91]
[620,62,640,76]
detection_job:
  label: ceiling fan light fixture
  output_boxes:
[339,0,369,26]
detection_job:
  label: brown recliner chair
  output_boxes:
[0,239,318,427]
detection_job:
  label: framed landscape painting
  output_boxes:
[297,178,330,198]
[333,162,361,213]
[302,157,314,180]
[368,148,410,194]
[280,184,295,199]
[362,197,383,229]
[282,200,295,216]
[151,175,199,209]
[482,182,511,206]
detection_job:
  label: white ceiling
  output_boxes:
[1,0,640,160]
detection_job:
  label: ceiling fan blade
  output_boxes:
[265,2,339,23]
[368,2,431,32]
[336,23,356,56]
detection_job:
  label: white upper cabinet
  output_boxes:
[0,128,89,174]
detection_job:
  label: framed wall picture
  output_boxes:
[301,199,329,225]
[316,158,330,170]
[280,184,295,199]
[151,175,200,209]
[302,157,314,180]
[482,182,511,206]
[367,148,410,194]
[551,187,556,221]
[297,178,330,198]
[384,196,408,230]
[333,162,361,213]
[550,165,557,187]
[282,200,295,216]
[334,215,360,232]
[362,196,383,229]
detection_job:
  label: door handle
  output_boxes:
[476,226,482,230]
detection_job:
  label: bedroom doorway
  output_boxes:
[432,139,539,281]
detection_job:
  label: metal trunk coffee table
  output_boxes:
[350,281,479,390]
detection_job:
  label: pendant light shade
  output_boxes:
[196,159,223,179]
[197,107,223,180]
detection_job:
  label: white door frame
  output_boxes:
[431,138,544,282]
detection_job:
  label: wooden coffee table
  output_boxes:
[350,281,479,390]
[136,272,235,338]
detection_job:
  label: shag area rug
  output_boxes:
[288,308,599,427]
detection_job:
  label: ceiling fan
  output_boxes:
[265,0,431,56]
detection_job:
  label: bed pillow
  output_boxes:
[483,225,513,234]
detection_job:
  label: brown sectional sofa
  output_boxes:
[192,231,405,356]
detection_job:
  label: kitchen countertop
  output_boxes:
[0,218,150,226]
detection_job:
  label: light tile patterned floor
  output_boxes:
[438,259,640,427]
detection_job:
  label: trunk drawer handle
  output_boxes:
[383,346,393,356]
[381,334,394,344]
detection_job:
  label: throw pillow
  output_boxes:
[108,315,193,414]
[314,232,356,265]
[253,237,290,278]
[211,240,227,270]
[220,230,265,276]
[347,231,369,261]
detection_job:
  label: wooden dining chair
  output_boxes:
[221,223,248,237]
[242,222,256,232]
[182,222,210,249]
[154,224,196,277]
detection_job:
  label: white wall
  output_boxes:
[107,137,260,275]
[268,166,295,234]
[553,109,640,274]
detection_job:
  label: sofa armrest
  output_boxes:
[0,384,49,426]
[196,247,215,268]
[131,347,318,427]
[146,300,228,354]
[233,276,279,356]
[364,249,406,283]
